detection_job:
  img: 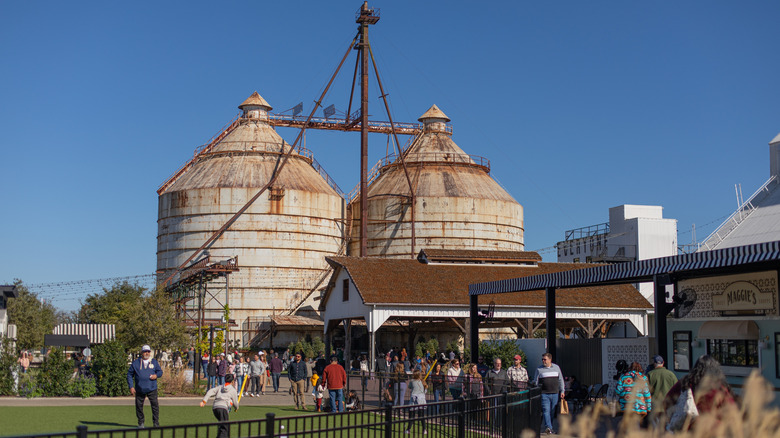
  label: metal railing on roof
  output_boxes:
[346,152,490,202]
[267,112,435,135]
[295,146,346,198]
[700,175,776,251]
[564,222,610,241]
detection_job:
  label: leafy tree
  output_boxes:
[0,337,17,395]
[415,337,439,358]
[7,282,57,351]
[78,281,145,348]
[127,288,188,351]
[477,339,526,368]
[288,336,325,360]
[78,282,186,351]
[91,340,129,396]
[38,347,74,396]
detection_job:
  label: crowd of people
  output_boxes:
[124,342,735,435]
[611,354,736,432]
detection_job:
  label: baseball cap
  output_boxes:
[141,345,151,352]
[653,355,664,365]
[513,355,522,360]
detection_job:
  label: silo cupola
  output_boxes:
[418,104,451,134]
[238,91,272,120]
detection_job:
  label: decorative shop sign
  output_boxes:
[712,280,774,311]
[678,270,778,316]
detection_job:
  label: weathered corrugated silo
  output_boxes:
[157,92,344,340]
[348,105,524,257]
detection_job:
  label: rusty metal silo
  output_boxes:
[348,104,524,257]
[157,92,344,341]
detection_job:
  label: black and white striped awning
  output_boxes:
[470,240,780,296]
[53,324,116,344]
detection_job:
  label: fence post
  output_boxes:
[361,371,366,404]
[76,426,87,438]
[384,404,393,438]
[265,412,275,438]
[502,392,509,434]
[457,398,465,438]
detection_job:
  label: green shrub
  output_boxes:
[478,339,526,368]
[414,337,439,358]
[17,373,43,398]
[0,337,17,395]
[38,348,75,396]
[69,375,97,398]
[288,336,325,361]
[92,340,129,396]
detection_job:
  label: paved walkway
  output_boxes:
[0,390,298,407]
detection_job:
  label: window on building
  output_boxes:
[586,256,592,263]
[673,331,692,371]
[776,333,780,378]
[576,245,580,254]
[707,339,759,368]
[573,258,580,263]
[342,278,349,302]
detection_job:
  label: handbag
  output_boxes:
[560,400,570,415]
[666,388,699,431]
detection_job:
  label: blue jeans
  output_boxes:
[541,393,559,431]
[236,376,244,393]
[218,375,225,386]
[433,389,445,414]
[272,373,281,392]
[394,382,407,406]
[450,388,462,399]
[329,388,344,412]
[201,362,208,377]
[208,375,216,389]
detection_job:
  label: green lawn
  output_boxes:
[0,405,304,437]
[0,405,463,437]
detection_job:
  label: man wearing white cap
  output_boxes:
[127,345,163,428]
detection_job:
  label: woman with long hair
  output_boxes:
[428,362,447,413]
[464,363,483,399]
[664,355,735,420]
[390,362,408,406]
[258,352,269,395]
[18,351,30,374]
[406,370,429,434]
[615,361,652,416]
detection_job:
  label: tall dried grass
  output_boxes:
[158,365,201,396]
[557,371,780,438]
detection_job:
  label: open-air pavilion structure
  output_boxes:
[319,252,653,370]
[469,240,780,390]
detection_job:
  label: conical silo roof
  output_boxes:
[418,104,450,122]
[347,104,524,257]
[371,105,514,201]
[162,93,338,195]
[239,91,272,111]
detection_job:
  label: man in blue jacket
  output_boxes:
[127,344,163,428]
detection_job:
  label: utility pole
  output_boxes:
[356,2,379,257]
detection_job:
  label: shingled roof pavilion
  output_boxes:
[320,251,652,370]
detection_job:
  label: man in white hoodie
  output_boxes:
[201,374,239,438]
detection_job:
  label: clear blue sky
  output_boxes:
[1,1,778,310]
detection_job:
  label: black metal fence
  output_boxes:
[343,371,531,409]
[11,387,541,438]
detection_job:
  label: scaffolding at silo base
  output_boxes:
[164,256,240,336]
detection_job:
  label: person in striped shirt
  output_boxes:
[533,353,565,435]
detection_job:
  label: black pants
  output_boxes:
[213,408,230,438]
[135,389,159,426]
